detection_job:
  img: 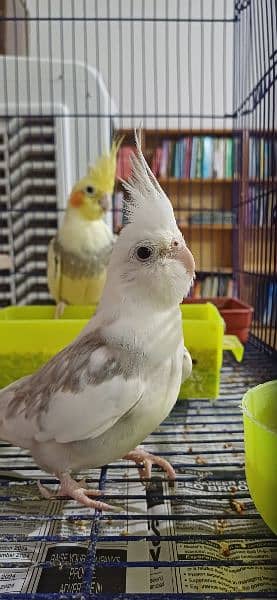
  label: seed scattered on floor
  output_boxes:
[230,499,245,513]
[215,519,228,534]
[220,541,230,557]
[195,455,207,465]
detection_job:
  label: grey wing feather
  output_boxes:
[1,328,145,445]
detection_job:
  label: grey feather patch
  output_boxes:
[54,237,114,279]
[6,330,144,420]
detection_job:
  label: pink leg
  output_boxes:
[123,447,176,481]
[38,473,114,511]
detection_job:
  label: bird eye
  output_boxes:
[85,185,95,196]
[135,245,153,261]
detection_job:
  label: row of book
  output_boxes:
[188,211,233,225]
[116,147,133,181]
[151,136,234,180]
[113,194,235,229]
[249,137,277,179]
[244,190,275,226]
[262,281,276,327]
[191,275,233,298]
[115,136,235,181]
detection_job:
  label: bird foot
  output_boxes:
[123,448,176,481]
[54,301,67,319]
[38,474,113,511]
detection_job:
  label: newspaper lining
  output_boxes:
[0,361,276,594]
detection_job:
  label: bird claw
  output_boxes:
[37,480,56,499]
[70,487,114,512]
[123,448,176,481]
[37,475,115,512]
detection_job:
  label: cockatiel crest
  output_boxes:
[122,131,177,232]
[87,136,124,195]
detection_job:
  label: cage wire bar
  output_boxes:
[233,0,277,355]
[0,0,276,598]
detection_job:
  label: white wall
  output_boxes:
[25,0,234,129]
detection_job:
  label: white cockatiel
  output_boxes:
[0,133,195,511]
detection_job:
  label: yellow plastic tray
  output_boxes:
[0,304,243,398]
[242,380,277,535]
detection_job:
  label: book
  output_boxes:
[263,281,276,326]
[225,138,233,178]
[173,140,180,178]
[116,146,133,180]
[160,140,170,177]
[226,278,233,297]
[168,141,175,176]
[178,138,186,178]
[195,137,203,178]
[202,275,213,297]
[151,146,163,176]
[184,137,192,178]
[190,137,199,178]
[211,275,218,297]
[260,138,264,178]
[202,136,213,178]
[213,138,225,179]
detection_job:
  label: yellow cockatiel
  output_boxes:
[47,139,122,317]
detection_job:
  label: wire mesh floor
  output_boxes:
[0,345,276,599]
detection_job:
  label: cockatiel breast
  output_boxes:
[48,218,115,306]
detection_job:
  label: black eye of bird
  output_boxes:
[136,246,153,261]
[85,186,94,196]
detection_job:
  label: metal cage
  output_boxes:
[0,1,276,598]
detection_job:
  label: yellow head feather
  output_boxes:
[88,136,124,195]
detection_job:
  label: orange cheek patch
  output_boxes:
[70,191,84,207]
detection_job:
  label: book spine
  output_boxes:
[190,137,198,178]
[195,137,203,178]
[159,140,168,177]
[260,138,264,179]
[184,137,192,178]
[202,136,213,178]
[225,138,233,178]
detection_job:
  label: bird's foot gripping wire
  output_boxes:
[37,473,114,511]
[123,447,176,481]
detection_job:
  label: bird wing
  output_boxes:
[1,329,145,446]
[47,237,62,303]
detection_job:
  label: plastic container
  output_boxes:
[0,305,97,389]
[183,297,254,343]
[0,304,243,398]
[180,304,243,398]
[242,380,277,534]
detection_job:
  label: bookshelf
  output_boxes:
[115,128,238,297]
[235,130,276,351]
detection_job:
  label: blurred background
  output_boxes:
[0,0,276,354]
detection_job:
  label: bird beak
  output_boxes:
[99,194,111,211]
[174,243,195,277]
